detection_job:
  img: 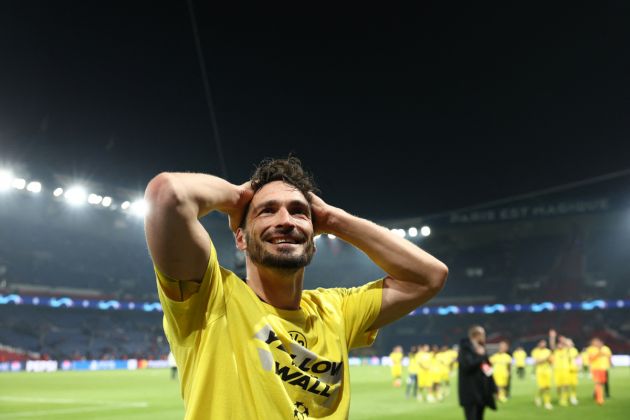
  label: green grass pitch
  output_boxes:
[0,366,628,419]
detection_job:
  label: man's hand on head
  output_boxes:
[309,193,336,236]
[228,181,254,232]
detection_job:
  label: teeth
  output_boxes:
[270,239,295,244]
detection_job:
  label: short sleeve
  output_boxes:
[336,279,384,349]
[155,241,227,346]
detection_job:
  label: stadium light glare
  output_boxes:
[327,234,336,239]
[87,193,103,205]
[64,186,87,206]
[0,170,13,191]
[420,225,431,237]
[130,199,148,217]
[26,181,42,193]
[314,234,321,240]
[53,187,64,197]
[408,227,418,237]
[101,196,112,207]
[12,178,26,190]
[121,201,131,210]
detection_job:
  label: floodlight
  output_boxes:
[53,187,64,197]
[101,196,112,207]
[420,226,431,237]
[12,178,26,190]
[88,194,103,205]
[0,170,13,191]
[327,234,336,239]
[408,227,418,237]
[64,186,87,206]
[121,201,131,210]
[130,199,148,217]
[26,181,42,193]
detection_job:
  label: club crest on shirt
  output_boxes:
[289,331,308,348]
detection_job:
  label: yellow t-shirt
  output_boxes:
[489,352,512,377]
[416,351,431,372]
[553,348,570,371]
[531,348,552,372]
[588,345,612,371]
[513,349,527,368]
[156,242,383,420]
[390,352,403,366]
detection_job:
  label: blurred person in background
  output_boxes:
[531,338,553,410]
[389,345,403,387]
[429,344,443,402]
[587,337,612,405]
[549,330,570,407]
[416,344,432,402]
[458,325,497,420]
[167,350,177,380]
[489,341,511,403]
[512,346,527,380]
[405,345,418,399]
[144,157,448,419]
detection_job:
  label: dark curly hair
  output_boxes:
[250,156,319,199]
[240,156,318,228]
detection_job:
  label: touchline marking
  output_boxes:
[0,396,149,418]
[0,396,148,407]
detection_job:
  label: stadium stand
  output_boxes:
[0,169,628,360]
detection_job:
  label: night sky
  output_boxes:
[1,2,630,221]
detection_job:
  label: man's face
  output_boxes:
[238,181,315,270]
[499,342,508,353]
[538,340,547,349]
[471,328,486,346]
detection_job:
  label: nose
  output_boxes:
[274,207,295,230]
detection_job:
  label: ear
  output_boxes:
[235,227,247,251]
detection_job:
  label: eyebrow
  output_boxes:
[253,199,310,213]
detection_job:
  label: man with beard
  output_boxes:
[144,157,448,420]
[458,325,497,420]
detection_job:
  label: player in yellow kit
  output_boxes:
[429,345,443,401]
[390,345,404,387]
[405,346,419,399]
[144,157,449,419]
[416,344,432,402]
[531,339,553,410]
[549,330,570,407]
[513,346,527,380]
[489,341,512,403]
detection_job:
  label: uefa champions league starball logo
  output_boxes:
[293,401,309,419]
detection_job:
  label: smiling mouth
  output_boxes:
[267,238,299,245]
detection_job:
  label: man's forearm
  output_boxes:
[327,209,447,287]
[148,172,241,218]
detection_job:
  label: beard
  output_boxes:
[246,230,315,269]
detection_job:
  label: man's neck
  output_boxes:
[245,263,304,310]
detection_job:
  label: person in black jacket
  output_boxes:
[458,325,497,420]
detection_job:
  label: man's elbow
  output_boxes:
[427,262,448,295]
[145,172,185,210]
